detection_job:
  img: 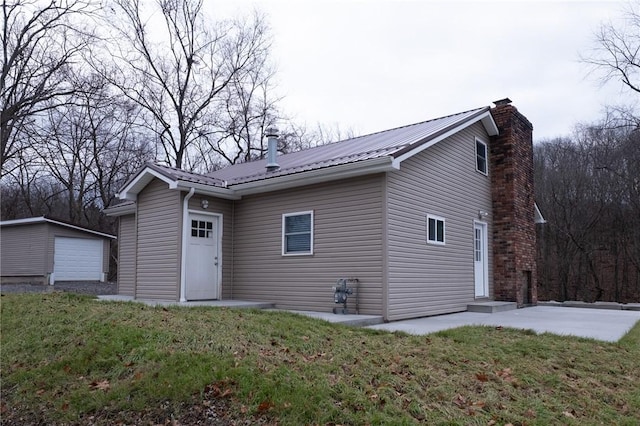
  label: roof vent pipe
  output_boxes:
[265,127,280,172]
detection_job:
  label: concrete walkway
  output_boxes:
[368,306,640,342]
[97,295,640,342]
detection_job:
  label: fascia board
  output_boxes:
[534,203,546,224]
[0,216,46,226]
[231,157,397,196]
[103,203,136,217]
[118,167,178,200]
[175,181,241,200]
[481,111,499,136]
[44,218,117,239]
[392,110,498,168]
[1,216,116,239]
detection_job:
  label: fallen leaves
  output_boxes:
[257,400,274,413]
[495,367,519,385]
[476,372,489,382]
[89,379,110,392]
[452,393,486,415]
[203,381,233,399]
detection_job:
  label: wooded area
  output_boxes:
[1,0,639,302]
[535,121,640,303]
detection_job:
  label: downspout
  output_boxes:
[179,187,196,302]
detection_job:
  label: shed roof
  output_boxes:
[0,216,116,239]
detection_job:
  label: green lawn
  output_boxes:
[1,292,639,425]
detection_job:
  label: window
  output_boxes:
[427,214,445,245]
[282,211,313,255]
[474,228,482,261]
[191,220,214,238]
[476,138,488,175]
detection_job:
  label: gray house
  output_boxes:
[0,217,115,285]
[106,99,543,321]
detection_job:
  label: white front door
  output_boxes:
[474,222,488,298]
[185,213,219,300]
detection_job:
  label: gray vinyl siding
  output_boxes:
[1,222,111,283]
[0,223,48,277]
[187,195,234,299]
[233,174,384,314]
[118,214,136,296]
[135,179,182,300]
[45,225,111,276]
[386,122,494,321]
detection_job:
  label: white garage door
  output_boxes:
[53,237,103,281]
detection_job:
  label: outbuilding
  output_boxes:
[0,216,115,285]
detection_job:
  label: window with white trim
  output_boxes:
[476,138,488,175]
[426,214,445,245]
[282,211,313,255]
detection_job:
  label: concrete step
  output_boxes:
[467,301,517,313]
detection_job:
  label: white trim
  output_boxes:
[473,220,489,298]
[282,210,314,256]
[118,167,178,200]
[426,214,446,245]
[187,209,224,300]
[180,188,196,302]
[475,137,489,175]
[0,216,116,239]
[392,110,498,168]
[233,157,396,195]
[176,181,240,200]
[534,203,546,224]
[103,202,136,217]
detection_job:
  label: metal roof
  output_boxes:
[116,104,497,202]
[209,106,491,185]
[146,163,227,188]
[0,216,116,239]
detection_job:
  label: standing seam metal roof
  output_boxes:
[208,106,489,185]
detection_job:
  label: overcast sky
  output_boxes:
[215,1,632,142]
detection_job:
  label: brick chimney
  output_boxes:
[489,98,537,307]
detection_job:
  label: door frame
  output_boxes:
[180,209,223,301]
[473,220,489,298]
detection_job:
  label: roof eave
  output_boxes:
[231,156,397,196]
[392,109,498,167]
[104,203,136,217]
[0,216,116,239]
[176,181,240,200]
[535,203,546,224]
[118,166,177,200]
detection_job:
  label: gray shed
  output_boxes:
[0,217,115,285]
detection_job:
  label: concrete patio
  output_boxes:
[368,305,640,342]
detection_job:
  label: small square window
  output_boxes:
[476,138,488,175]
[427,214,445,245]
[191,219,215,238]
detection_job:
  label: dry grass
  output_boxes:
[1,292,639,425]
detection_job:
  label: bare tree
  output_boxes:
[535,120,640,303]
[585,1,640,94]
[32,71,153,225]
[95,0,274,170]
[1,0,96,176]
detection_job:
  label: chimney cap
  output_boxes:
[265,127,279,138]
[493,98,512,106]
